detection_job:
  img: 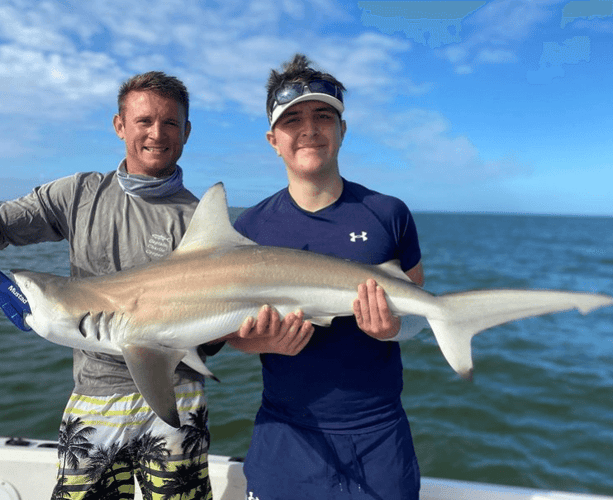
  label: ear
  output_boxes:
[266,130,281,156]
[183,120,192,144]
[113,114,125,140]
[340,119,347,141]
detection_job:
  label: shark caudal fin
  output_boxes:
[427,289,613,380]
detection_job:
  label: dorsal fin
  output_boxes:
[175,182,256,254]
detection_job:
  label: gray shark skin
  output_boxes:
[11,183,613,428]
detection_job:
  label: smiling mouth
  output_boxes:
[144,146,169,154]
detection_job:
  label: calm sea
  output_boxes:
[1,211,612,495]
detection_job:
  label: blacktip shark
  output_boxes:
[5,183,613,428]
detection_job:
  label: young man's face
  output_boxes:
[113,91,191,177]
[266,100,346,179]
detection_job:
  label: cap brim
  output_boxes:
[269,93,344,129]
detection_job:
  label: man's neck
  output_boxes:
[123,160,176,179]
[287,173,344,213]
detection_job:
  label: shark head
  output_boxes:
[11,270,92,349]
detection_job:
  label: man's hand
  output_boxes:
[226,305,314,355]
[353,279,401,340]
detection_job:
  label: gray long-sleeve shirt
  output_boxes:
[0,167,205,395]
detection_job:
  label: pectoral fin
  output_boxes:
[306,315,336,326]
[182,347,220,382]
[121,344,186,428]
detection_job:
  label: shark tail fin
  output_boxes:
[427,289,613,380]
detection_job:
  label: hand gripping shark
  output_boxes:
[5,183,613,428]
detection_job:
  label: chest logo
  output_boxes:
[146,234,173,258]
[350,231,368,242]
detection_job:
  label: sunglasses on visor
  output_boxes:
[273,79,344,106]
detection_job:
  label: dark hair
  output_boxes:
[117,71,190,122]
[265,54,346,119]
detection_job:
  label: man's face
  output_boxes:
[113,91,191,177]
[266,100,346,179]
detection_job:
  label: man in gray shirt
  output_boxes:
[1,71,215,499]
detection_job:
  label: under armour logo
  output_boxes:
[247,493,260,500]
[350,231,368,242]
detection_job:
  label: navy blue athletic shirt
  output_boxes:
[234,179,421,432]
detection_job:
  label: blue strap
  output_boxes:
[0,271,31,331]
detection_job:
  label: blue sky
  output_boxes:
[1,0,611,215]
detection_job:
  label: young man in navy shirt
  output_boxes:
[231,54,425,500]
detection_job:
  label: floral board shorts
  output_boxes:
[51,381,212,500]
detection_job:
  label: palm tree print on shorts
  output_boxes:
[51,407,212,499]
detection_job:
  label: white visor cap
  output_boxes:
[269,92,344,129]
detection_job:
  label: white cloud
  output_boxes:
[438,0,563,72]
[0,45,121,117]
[475,48,517,64]
[467,0,559,40]
[455,64,473,75]
[0,3,78,52]
[0,0,420,123]
[571,17,613,33]
[444,45,469,64]
[0,0,359,121]
[351,108,532,183]
[0,0,516,189]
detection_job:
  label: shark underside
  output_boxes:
[9,183,613,428]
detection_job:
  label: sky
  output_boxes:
[0,0,611,216]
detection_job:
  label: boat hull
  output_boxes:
[1,437,611,500]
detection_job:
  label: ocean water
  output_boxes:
[0,211,612,495]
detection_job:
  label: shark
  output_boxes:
[8,182,613,428]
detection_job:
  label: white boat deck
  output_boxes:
[0,437,611,500]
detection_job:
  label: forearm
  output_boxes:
[226,335,269,354]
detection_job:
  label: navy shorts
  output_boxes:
[244,410,420,500]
